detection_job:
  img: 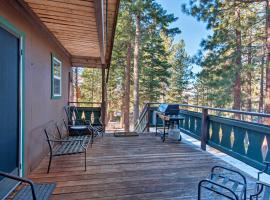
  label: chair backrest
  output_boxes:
[64,105,79,125]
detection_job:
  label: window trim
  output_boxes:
[51,53,62,99]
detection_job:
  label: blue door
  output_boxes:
[0,25,20,199]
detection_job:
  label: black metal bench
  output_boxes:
[44,124,90,173]
[198,166,247,200]
[0,171,55,200]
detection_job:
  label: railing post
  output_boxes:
[201,108,209,151]
[146,103,150,132]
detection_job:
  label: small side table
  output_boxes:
[70,125,89,136]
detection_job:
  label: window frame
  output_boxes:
[51,53,62,99]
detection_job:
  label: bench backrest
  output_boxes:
[56,119,69,139]
[44,123,61,150]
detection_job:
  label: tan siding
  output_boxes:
[0,1,72,175]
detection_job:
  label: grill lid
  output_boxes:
[158,104,179,115]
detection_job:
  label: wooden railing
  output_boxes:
[135,102,270,173]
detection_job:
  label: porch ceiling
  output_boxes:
[20,0,120,68]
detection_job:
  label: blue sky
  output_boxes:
[156,0,211,72]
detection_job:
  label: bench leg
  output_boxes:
[84,151,87,171]
[47,155,52,173]
[91,133,94,147]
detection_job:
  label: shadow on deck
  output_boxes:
[29,133,256,200]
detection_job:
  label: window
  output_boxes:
[51,53,62,99]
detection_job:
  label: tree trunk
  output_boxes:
[233,6,242,119]
[124,42,131,132]
[120,82,125,129]
[264,0,270,122]
[259,54,265,113]
[247,36,252,112]
[133,13,141,124]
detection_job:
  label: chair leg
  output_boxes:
[198,181,202,200]
[47,155,52,174]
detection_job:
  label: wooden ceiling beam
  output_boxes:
[71,56,102,68]
[94,0,105,64]
[106,0,120,67]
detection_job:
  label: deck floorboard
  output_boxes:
[29,133,256,200]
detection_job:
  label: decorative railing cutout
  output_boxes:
[261,136,269,161]
[230,128,235,148]
[209,123,213,139]
[219,125,223,143]
[244,132,250,154]
[194,119,197,132]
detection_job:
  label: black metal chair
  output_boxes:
[198,166,247,200]
[44,124,90,173]
[64,105,86,126]
[0,171,55,200]
[64,105,104,137]
[250,161,270,200]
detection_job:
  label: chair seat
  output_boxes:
[14,183,55,200]
[53,137,90,156]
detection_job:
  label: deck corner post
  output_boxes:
[201,108,209,151]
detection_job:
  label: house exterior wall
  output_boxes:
[0,1,71,175]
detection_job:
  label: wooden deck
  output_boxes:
[29,133,256,200]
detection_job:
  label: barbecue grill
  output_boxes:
[155,104,184,142]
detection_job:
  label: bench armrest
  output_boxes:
[257,180,270,188]
[0,171,37,200]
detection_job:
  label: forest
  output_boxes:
[73,0,270,131]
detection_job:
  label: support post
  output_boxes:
[201,108,209,150]
[101,65,106,130]
[68,71,71,104]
